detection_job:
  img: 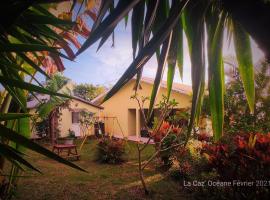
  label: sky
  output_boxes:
[60,18,265,87]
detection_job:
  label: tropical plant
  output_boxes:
[0,0,98,197]
[201,133,270,199]
[131,94,187,193]
[45,73,70,92]
[224,60,270,134]
[95,137,126,164]
[75,0,270,143]
[35,118,50,138]
[73,83,106,101]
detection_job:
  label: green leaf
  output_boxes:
[176,21,183,80]
[0,76,72,99]
[152,0,169,34]
[233,21,255,113]
[77,0,142,56]
[148,34,172,120]
[131,0,145,59]
[18,53,49,78]
[124,14,129,28]
[182,1,207,143]
[16,117,31,152]
[167,63,175,99]
[0,124,87,172]
[166,19,182,98]
[0,43,58,52]
[207,12,226,141]
[143,0,159,43]
[0,113,31,121]
[133,0,159,91]
[104,0,189,101]
[23,13,74,26]
[0,143,41,173]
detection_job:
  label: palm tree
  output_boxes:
[76,0,270,141]
[0,0,98,197]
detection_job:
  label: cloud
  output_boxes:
[62,20,264,88]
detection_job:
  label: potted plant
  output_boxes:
[64,129,76,145]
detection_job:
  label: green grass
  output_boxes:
[11,139,187,200]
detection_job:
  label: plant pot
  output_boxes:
[64,138,74,145]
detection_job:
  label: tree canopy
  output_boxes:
[73,83,106,101]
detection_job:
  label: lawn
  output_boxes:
[12,139,187,200]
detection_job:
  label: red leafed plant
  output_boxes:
[198,133,270,198]
[201,133,270,181]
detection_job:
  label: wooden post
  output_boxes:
[136,109,140,138]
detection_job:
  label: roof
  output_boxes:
[27,94,103,109]
[91,76,192,105]
[140,77,192,95]
[72,96,104,109]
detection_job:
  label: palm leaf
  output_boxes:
[131,0,145,59]
[182,1,207,142]
[0,113,31,121]
[0,144,41,173]
[233,21,255,113]
[148,34,172,120]
[166,18,182,99]
[207,11,226,141]
[134,0,159,91]
[77,0,142,55]
[0,124,87,172]
[104,0,190,101]
[0,43,58,52]
[0,76,72,99]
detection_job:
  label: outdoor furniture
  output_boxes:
[52,144,80,160]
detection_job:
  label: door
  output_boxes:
[71,112,80,137]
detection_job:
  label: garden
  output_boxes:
[1,0,270,200]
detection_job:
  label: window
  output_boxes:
[72,112,80,123]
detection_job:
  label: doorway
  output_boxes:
[128,109,136,136]
[71,112,80,137]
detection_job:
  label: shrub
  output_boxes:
[200,133,270,199]
[35,118,50,138]
[95,137,126,164]
[151,121,182,171]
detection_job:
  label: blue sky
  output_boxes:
[60,18,264,87]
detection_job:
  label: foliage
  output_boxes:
[75,0,270,142]
[200,133,270,199]
[224,61,270,134]
[73,83,106,101]
[45,73,70,92]
[0,0,98,197]
[151,120,184,171]
[35,118,50,138]
[131,94,190,193]
[67,129,76,139]
[148,98,189,171]
[95,137,126,164]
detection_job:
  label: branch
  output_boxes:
[142,150,159,170]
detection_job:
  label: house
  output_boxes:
[27,81,103,139]
[92,77,192,138]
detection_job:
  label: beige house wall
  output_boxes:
[58,99,102,137]
[30,99,102,138]
[101,79,192,138]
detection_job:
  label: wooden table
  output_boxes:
[52,144,80,160]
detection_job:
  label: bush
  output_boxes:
[150,121,182,171]
[199,133,270,199]
[95,137,126,164]
[35,118,50,138]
